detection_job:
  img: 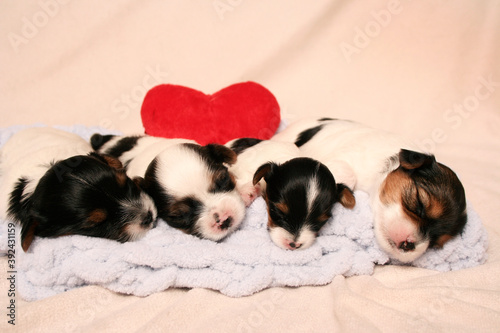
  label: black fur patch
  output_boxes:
[165,196,203,235]
[104,136,141,158]
[142,158,172,220]
[7,178,32,230]
[90,134,114,151]
[229,138,263,155]
[295,125,325,147]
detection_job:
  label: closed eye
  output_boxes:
[269,205,289,227]
[210,170,236,193]
[403,182,428,220]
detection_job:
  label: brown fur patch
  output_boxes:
[379,170,411,205]
[434,234,453,248]
[21,220,38,252]
[317,213,330,223]
[339,188,356,209]
[115,170,128,187]
[88,209,107,224]
[275,202,289,215]
[380,170,424,228]
[267,217,276,228]
[426,197,445,220]
[253,163,273,186]
[101,155,124,170]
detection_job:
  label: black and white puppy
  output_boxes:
[273,117,467,262]
[0,127,158,251]
[254,157,355,250]
[91,134,246,241]
[226,138,355,250]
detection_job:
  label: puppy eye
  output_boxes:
[404,189,427,220]
[270,204,289,225]
[210,171,235,193]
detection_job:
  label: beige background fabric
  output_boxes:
[1,1,499,331]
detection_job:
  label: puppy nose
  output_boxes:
[214,213,232,230]
[141,211,154,226]
[398,240,416,252]
[288,241,302,250]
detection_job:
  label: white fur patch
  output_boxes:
[372,198,429,263]
[121,137,195,178]
[268,225,317,251]
[306,176,320,212]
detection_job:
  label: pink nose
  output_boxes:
[388,229,416,252]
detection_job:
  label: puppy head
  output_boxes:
[12,153,157,251]
[373,149,467,262]
[141,143,245,241]
[253,157,355,251]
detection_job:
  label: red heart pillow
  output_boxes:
[141,82,281,145]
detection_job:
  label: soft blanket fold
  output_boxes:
[0,125,488,301]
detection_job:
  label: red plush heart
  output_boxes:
[141,82,281,145]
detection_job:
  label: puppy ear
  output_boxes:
[337,183,356,209]
[399,149,436,170]
[20,218,38,252]
[99,154,125,170]
[253,162,277,185]
[133,176,146,189]
[204,144,238,165]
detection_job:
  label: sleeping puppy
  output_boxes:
[273,117,467,262]
[0,127,158,251]
[254,157,355,250]
[226,137,355,250]
[91,134,246,241]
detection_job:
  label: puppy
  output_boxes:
[273,117,467,262]
[253,157,355,250]
[91,134,246,241]
[0,127,158,251]
[225,138,302,206]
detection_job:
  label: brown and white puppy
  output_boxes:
[273,117,467,262]
[226,138,355,250]
[91,134,246,241]
[0,128,157,251]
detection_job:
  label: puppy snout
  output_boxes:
[398,240,416,252]
[214,213,233,230]
[288,241,302,250]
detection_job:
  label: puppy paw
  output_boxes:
[238,182,262,206]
